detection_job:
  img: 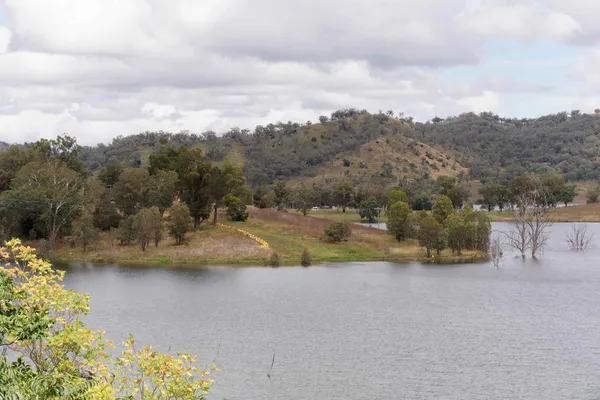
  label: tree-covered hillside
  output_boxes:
[78,109,464,187]
[401,111,600,182]
[7,109,600,184]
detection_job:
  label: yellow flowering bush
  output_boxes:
[217,223,269,248]
[0,239,215,399]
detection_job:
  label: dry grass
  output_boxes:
[55,225,272,265]
[288,134,466,188]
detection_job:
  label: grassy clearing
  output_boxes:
[56,208,485,265]
[55,225,272,265]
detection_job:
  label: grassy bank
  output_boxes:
[55,208,485,266]
[301,203,600,224]
[293,208,389,223]
[487,203,600,222]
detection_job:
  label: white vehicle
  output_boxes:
[311,206,320,211]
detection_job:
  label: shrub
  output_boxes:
[224,194,249,221]
[0,239,216,398]
[266,251,281,267]
[301,248,312,267]
[324,222,351,242]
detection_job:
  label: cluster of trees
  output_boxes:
[249,175,470,224]
[386,192,491,257]
[477,173,577,211]
[0,135,251,253]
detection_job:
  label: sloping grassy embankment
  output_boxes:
[55,208,484,265]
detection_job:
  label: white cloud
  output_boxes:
[0,0,599,144]
[0,26,11,53]
[459,1,581,41]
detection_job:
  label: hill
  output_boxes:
[79,110,466,188]
[400,111,600,182]
[42,108,600,187]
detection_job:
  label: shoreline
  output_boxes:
[50,208,492,267]
[55,251,488,267]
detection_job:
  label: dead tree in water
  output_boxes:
[489,234,504,267]
[507,190,551,259]
[507,207,530,258]
[566,224,594,251]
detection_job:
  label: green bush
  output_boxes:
[324,222,351,242]
[266,252,282,267]
[301,248,312,267]
[224,194,249,221]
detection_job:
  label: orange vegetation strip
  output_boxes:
[216,223,270,248]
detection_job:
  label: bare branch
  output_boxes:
[489,234,504,268]
[267,352,275,378]
[566,224,594,251]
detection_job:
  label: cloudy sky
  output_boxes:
[1,0,600,144]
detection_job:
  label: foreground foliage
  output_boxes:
[0,239,215,399]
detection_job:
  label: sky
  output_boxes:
[2,0,600,145]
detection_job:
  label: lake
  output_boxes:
[61,222,600,400]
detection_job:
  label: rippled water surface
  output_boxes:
[61,222,600,400]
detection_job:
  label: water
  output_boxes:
[61,223,600,400]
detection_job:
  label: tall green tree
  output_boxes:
[8,160,84,248]
[150,146,213,228]
[133,207,162,251]
[387,190,409,210]
[557,183,577,207]
[478,182,501,211]
[333,181,354,212]
[273,181,290,208]
[72,210,99,253]
[98,162,124,187]
[445,214,475,255]
[417,214,445,257]
[386,201,412,241]
[436,176,468,209]
[29,134,87,176]
[168,203,192,245]
[148,170,178,214]
[432,195,454,223]
[207,162,245,225]
[295,186,317,216]
[359,197,379,223]
[113,168,151,215]
[0,145,32,192]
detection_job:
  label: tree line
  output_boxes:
[0,135,250,254]
[477,173,577,211]
[43,108,600,187]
